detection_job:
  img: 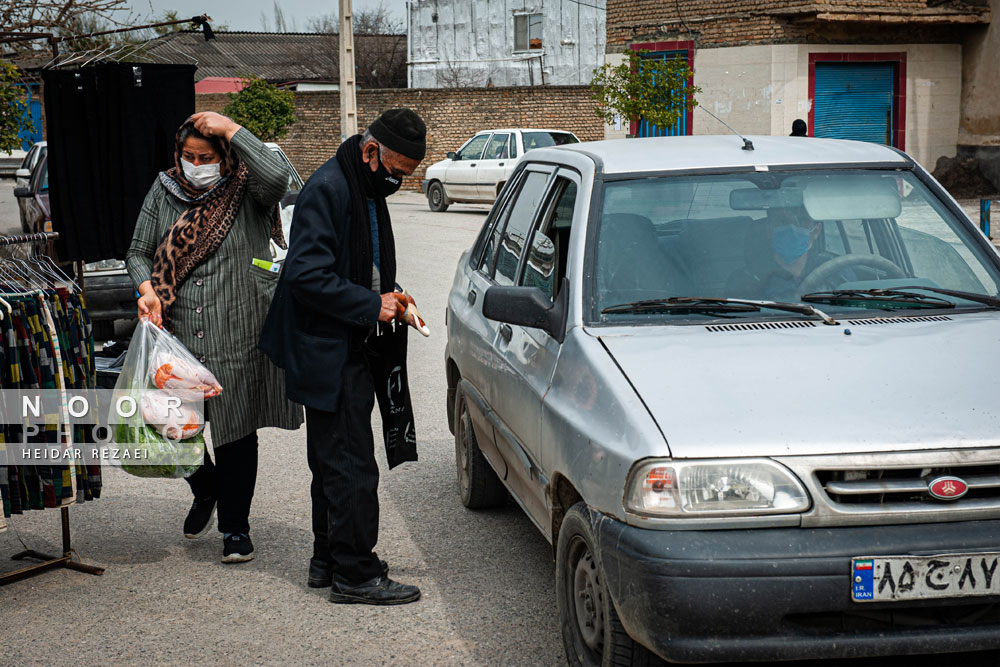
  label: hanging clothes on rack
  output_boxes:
[0,250,100,523]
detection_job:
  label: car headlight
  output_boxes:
[625,458,810,517]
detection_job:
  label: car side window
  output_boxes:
[519,177,578,302]
[484,133,511,160]
[477,172,523,273]
[494,170,551,286]
[457,134,490,161]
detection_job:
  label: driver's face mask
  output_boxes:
[772,224,813,264]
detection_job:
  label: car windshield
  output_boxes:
[522,132,578,151]
[593,169,1000,323]
[39,163,49,192]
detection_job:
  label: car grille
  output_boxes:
[816,464,1000,507]
[704,315,951,333]
[787,602,1000,632]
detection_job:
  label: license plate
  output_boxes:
[852,553,1000,602]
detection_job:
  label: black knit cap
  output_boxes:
[368,108,427,161]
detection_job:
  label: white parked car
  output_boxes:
[422,129,579,212]
[265,142,304,262]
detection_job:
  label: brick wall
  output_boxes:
[606,0,987,50]
[196,86,604,190]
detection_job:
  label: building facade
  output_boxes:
[407,0,606,88]
[603,1,993,175]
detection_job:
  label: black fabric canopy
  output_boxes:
[42,63,196,263]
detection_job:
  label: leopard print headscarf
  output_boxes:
[151,118,286,329]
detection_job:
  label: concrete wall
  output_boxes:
[197,86,605,190]
[408,0,606,88]
[959,0,999,189]
[603,42,964,169]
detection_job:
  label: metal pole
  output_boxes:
[982,198,991,239]
[340,0,358,140]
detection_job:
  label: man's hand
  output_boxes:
[378,292,408,323]
[191,111,241,142]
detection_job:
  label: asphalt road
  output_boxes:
[1,189,998,666]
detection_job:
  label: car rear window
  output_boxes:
[523,132,578,151]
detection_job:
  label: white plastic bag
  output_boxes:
[109,319,221,478]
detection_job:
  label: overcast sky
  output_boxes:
[125,1,408,32]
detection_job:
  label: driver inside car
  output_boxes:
[726,207,850,301]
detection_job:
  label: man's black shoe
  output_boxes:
[328,575,420,605]
[222,533,255,563]
[308,559,388,588]
[183,496,216,539]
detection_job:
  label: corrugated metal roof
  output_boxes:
[145,31,405,83]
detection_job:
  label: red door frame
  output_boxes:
[808,52,907,150]
[628,40,695,136]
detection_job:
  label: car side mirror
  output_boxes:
[447,151,457,160]
[13,187,31,198]
[482,278,569,343]
[15,168,31,179]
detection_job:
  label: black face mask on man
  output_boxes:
[365,145,403,198]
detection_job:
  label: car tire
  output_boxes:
[428,181,449,212]
[92,319,115,341]
[558,502,663,667]
[454,384,507,509]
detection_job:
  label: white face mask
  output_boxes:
[181,158,222,189]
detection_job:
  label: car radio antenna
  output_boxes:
[697,105,754,151]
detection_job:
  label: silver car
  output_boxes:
[445,135,1000,664]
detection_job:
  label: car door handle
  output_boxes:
[467,289,477,305]
[499,324,512,343]
[498,162,504,167]
[469,163,477,168]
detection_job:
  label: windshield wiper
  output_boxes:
[601,298,759,316]
[892,285,1000,308]
[800,289,955,310]
[602,297,839,325]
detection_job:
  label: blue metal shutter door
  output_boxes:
[814,62,895,145]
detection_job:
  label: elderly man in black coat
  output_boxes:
[259,108,426,605]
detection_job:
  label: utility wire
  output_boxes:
[675,0,693,36]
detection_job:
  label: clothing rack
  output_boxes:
[0,232,105,586]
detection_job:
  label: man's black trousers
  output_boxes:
[305,345,383,585]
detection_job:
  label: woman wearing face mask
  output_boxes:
[126,111,303,563]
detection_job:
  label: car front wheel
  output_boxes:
[454,384,507,509]
[427,181,449,212]
[557,502,662,667]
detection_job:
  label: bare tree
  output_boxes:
[2,1,131,55]
[300,2,407,89]
[437,59,490,89]
[261,1,298,33]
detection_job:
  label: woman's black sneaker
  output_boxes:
[183,496,216,539]
[222,533,255,563]
[328,576,420,605]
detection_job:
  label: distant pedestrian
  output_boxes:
[790,119,808,137]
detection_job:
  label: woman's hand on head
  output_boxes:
[191,112,241,142]
[137,291,163,328]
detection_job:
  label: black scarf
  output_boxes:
[335,134,417,470]
[335,135,397,291]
